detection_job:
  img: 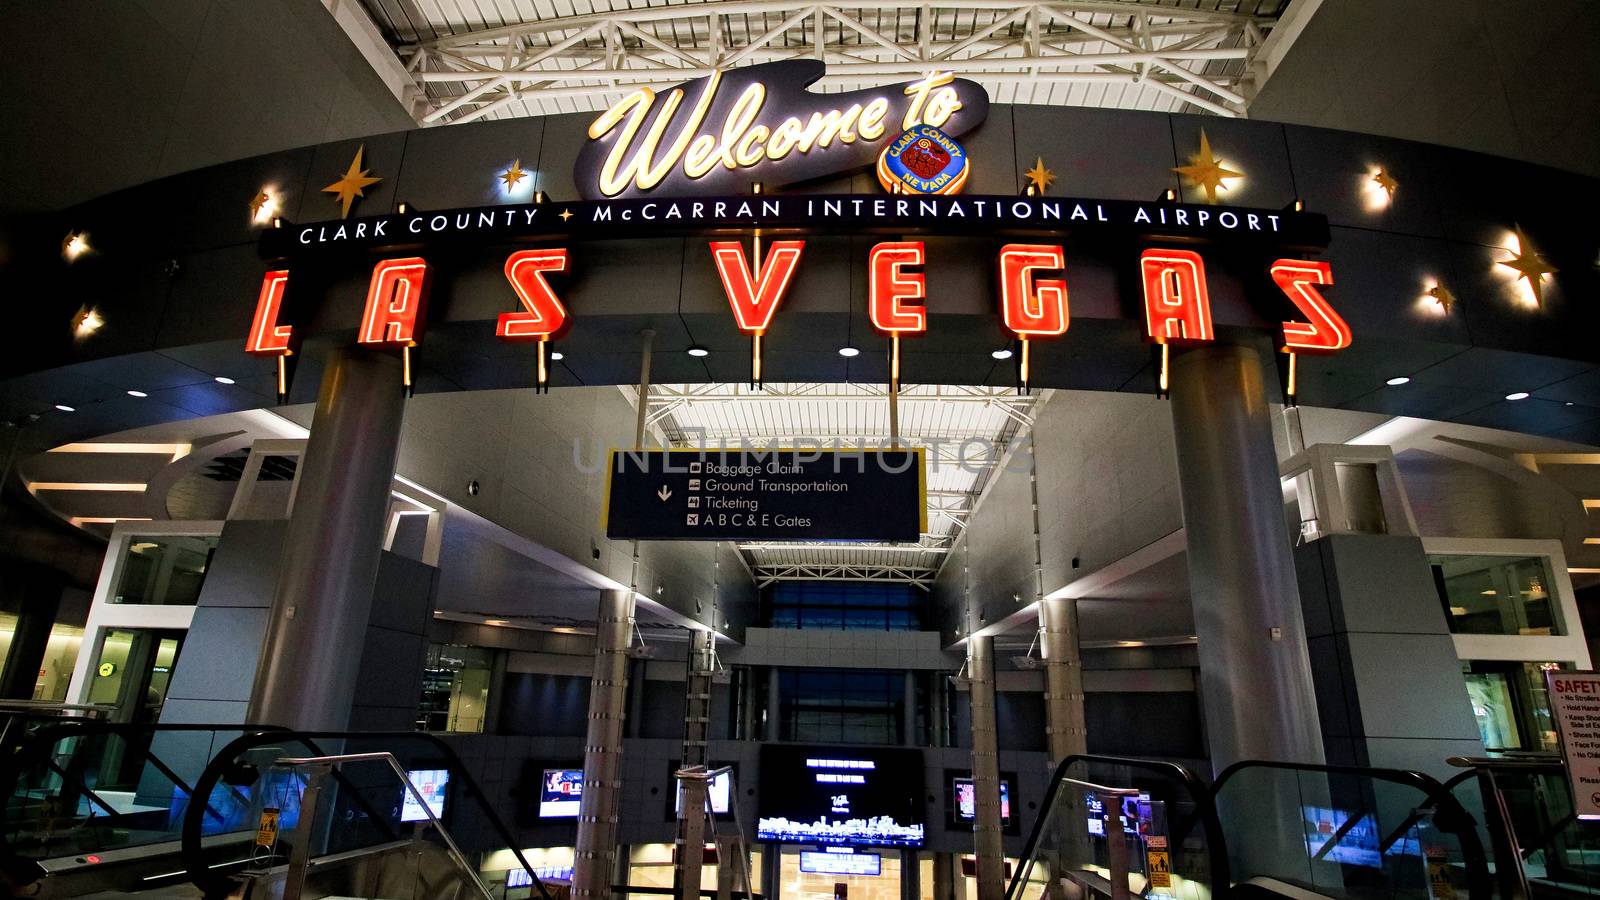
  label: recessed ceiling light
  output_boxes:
[54,404,75,413]
[991,348,1014,360]
[1385,376,1410,386]
[838,346,860,358]
[686,346,709,358]
[1505,391,1530,401]
[550,351,564,361]
[126,390,148,398]
[214,376,236,385]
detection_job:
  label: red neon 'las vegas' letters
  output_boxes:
[998,244,1069,336]
[710,240,805,334]
[358,258,431,347]
[1141,249,1213,344]
[497,249,570,341]
[1271,259,1350,352]
[869,242,927,334]
[247,270,293,356]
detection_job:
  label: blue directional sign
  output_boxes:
[604,449,926,541]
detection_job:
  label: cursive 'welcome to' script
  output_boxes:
[574,59,990,199]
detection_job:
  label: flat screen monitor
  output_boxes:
[756,745,925,848]
[400,769,448,822]
[539,768,585,818]
[675,767,733,815]
[952,777,1011,824]
[800,850,882,876]
[1303,807,1382,866]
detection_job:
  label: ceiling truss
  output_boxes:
[390,1,1278,125]
[752,562,939,588]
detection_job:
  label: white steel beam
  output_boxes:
[386,1,1275,124]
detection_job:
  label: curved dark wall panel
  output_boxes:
[6,104,1600,449]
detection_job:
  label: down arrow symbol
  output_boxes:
[657,486,672,501]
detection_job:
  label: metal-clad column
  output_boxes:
[765,667,782,740]
[1169,344,1323,769]
[675,629,717,898]
[902,670,917,744]
[1039,598,1086,763]
[248,348,404,730]
[966,636,1005,900]
[574,588,636,900]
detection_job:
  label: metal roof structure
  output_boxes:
[353,0,1297,124]
[643,382,1039,587]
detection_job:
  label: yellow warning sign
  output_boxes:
[255,807,281,848]
[1146,850,1171,889]
[1428,858,1456,900]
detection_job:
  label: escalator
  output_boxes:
[1007,755,1492,900]
[1445,754,1600,899]
[0,720,552,899]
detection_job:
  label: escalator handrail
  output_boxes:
[1212,759,1493,900]
[0,720,288,868]
[1003,753,1229,900]
[179,728,552,900]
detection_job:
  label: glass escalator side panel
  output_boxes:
[1214,765,1476,900]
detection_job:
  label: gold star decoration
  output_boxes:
[1172,129,1243,204]
[1372,168,1399,197]
[500,159,528,192]
[1024,157,1056,194]
[1500,226,1557,307]
[248,190,272,220]
[559,208,573,222]
[322,145,382,218]
[1426,284,1455,314]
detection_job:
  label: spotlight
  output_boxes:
[1385,376,1410,386]
[71,307,104,338]
[396,202,410,214]
[214,376,236,385]
[687,346,710,358]
[991,348,1014,360]
[838,347,860,358]
[54,404,75,413]
[62,232,90,261]
[550,351,565,361]
[1506,391,1530,401]
[127,390,148,398]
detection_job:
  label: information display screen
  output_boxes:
[952,777,1011,824]
[539,769,585,818]
[400,769,448,822]
[756,746,924,848]
[800,850,883,876]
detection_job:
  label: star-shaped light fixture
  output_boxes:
[322,145,382,218]
[1372,168,1399,198]
[249,189,278,225]
[1499,226,1557,307]
[1173,130,1243,204]
[499,159,529,193]
[1024,157,1055,195]
[1426,284,1455,315]
[559,208,573,222]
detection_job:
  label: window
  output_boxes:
[112,535,218,606]
[418,644,493,733]
[1463,660,1563,753]
[767,582,923,631]
[779,669,904,744]
[1431,554,1561,636]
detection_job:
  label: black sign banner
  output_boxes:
[604,449,926,542]
[261,194,1329,260]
